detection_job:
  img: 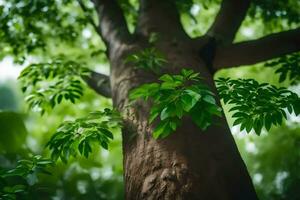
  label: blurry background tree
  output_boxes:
[0,0,299,199]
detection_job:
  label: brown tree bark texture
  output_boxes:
[92,0,263,199]
[108,38,258,199]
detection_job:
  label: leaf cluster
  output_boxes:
[130,69,222,139]
[125,47,167,74]
[216,78,300,135]
[46,109,122,163]
[0,0,87,61]
[0,155,53,199]
[266,53,300,85]
[18,57,90,114]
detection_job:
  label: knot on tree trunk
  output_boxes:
[141,163,194,200]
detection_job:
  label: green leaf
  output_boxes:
[159,74,173,82]
[100,141,108,150]
[57,94,63,104]
[169,121,177,131]
[254,118,263,135]
[153,121,169,139]
[233,118,244,126]
[160,105,176,120]
[161,82,176,90]
[185,89,201,102]
[181,69,194,77]
[216,77,300,135]
[47,109,122,162]
[18,57,88,113]
[129,87,146,100]
[266,53,300,85]
[149,107,160,123]
[128,69,221,139]
[203,95,216,104]
[83,142,92,158]
[125,47,166,73]
[99,128,114,139]
[181,94,196,112]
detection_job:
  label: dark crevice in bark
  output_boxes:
[198,36,217,75]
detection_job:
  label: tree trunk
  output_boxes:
[90,0,300,198]
[98,1,258,198]
[107,34,258,199]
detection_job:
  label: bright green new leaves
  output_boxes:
[266,53,300,85]
[130,69,222,139]
[216,78,300,135]
[0,155,53,199]
[18,57,90,114]
[125,47,167,74]
[0,156,53,178]
[46,109,122,163]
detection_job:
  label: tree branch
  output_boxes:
[84,71,111,98]
[206,0,251,45]
[91,0,131,48]
[77,0,102,38]
[137,0,187,38]
[214,28,300,70]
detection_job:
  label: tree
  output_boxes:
[1,0,299,199]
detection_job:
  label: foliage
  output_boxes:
[249,0,300,24]
[0,112,27,154]
[46,109,122,163]
[266,53,300,85]
[0,84,124,199]
[175,0,198,23]
[241,126,300,200]
[216,78,300,135]
[130,69,222,138]
[0,85,18,111]
[125,47,167,74]
[119,0,139,31]
[0,0,300,199]
[18,57,90,114]
[0,0,88,62]
[0,155,53,199]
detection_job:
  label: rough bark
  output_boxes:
[107,34,258,199]
[87,0,259,199]
[102,0,257,193]
[92,0,132,49]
